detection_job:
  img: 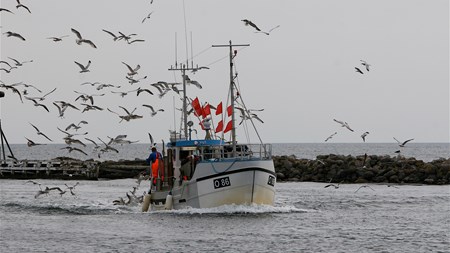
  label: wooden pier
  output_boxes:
[0,158,149,180]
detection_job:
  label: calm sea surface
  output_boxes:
[1,143,449,252]
[2,143,449,162]
[0,180,449,253]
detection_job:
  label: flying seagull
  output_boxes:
[142,11,154,23]
[361,131,369,142]
[0,8,14,14]
[47,35,69,42]
[325,132,337,142]
[8,57,33,66]
[29,123,53,142]
[355,67,364,74]
[354,185,375,193]
[16,0,31,13]
[3,31,26,41]
[241,19,261,32]
[333,119,354,132]
[74,60,91,73]
[393,137,414,147]
[25,137,44,147]
[360,60,371,71]
[71,28,97,48]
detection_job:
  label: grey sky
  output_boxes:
[0,0,448,145]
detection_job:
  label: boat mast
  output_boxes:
[212,41,249,156]
[168,64,198,139]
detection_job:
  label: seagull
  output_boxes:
[57,127,88,138]
[74,60,91,73]
[0,8,14,14]
[148,133,155,146]
[325,132,337,142]
[333,119,354,132]
[102,29,121,41]
[127,39,145,44]
[393,137,414,147]
[25,137,44,147]
[16,0,31,13]
[0,84,23,102]
[10,82,42,93]
[324,178,341,189]
[65,182,79,195]
[361,131,369,142]
[3,31,26,41]
[61,146,88,156]
[0,66,17,73]
[85,137,101,150]
[24,87,56,101]
[8,57,33,66]
[122,62,140,76]
[53,101,79,118]
[355,67,364,74]
[29,98,50,112]
[35,187,64,198]
[182,74,202,89]
[71,28,97,48]
[63,136,86,147]
[74,91,104,105]
[81,103,104,113]
[47,35,69,42]
[136,87,154,96]
[142,104,164,116]
[25,180,42,189]
[354,185,375,193]
[241,19,261,32]
[142,11,154,23]
[126,75,147,85]
[65,121,88,131]
[108,106,143,122]
[360,60,371,71]
[29,123,53,142]
[110,89,138,97]
[97,137,120,153]
[362,153,368,168]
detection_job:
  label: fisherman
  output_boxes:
[146,146,163,185]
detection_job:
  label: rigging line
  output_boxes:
[205,46,249,68]
[232,61,264,145]
[180,46,212,64]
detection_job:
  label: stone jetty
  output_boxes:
[274,154,450,185]
[1,154,449,184]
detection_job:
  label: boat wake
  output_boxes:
[150,203,308,215]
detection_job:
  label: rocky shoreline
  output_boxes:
[274,154,450,185]
[1,154,449,184]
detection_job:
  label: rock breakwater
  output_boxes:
[274,154,450,185]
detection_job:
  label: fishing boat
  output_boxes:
[142,41,276,211]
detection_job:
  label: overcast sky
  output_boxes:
[0,0,448,145]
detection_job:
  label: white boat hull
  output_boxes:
[170,159,276,209]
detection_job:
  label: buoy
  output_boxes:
[164,191,173,210]
[141,190,151,212]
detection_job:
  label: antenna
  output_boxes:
[190,32,194,68]
[175,32,178,68]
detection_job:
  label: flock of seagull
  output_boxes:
[25,180,79,198]
[1,2,279,161]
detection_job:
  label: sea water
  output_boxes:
[0,143,449,252]
[0,179,449,252]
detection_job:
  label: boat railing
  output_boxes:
[198,143,272,161]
